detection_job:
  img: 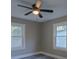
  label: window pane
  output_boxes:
[11,23,24,49]
[11,37,22,48]
[57,25,67,31]
[56,30,67,36]
[56,37,66,48]
[11,26,22,36]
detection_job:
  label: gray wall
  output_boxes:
[11,17,41,56]
[11,16,67,58]
[41,16,67,57]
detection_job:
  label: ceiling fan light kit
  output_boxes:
[32,10,39,15]
[32,4,40,15]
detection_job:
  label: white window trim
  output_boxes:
[11,23,26,51]
[53,21,67,51]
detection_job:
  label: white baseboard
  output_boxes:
[39,51,67,59]
[12,51,67,59]
[11,52,40,59]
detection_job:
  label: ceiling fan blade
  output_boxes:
[18,5,32,9]
[40,9,54,13]
[25,11,32,15]
[39,13,43,18]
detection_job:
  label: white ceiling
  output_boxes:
[11,0,67,22]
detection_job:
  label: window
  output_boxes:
[11,23,25,50]
[53,22,67,51]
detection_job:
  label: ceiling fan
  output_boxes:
[18,0,54,18]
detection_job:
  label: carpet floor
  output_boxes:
[21,54,57,59]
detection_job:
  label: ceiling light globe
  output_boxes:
[33,11,39,15]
